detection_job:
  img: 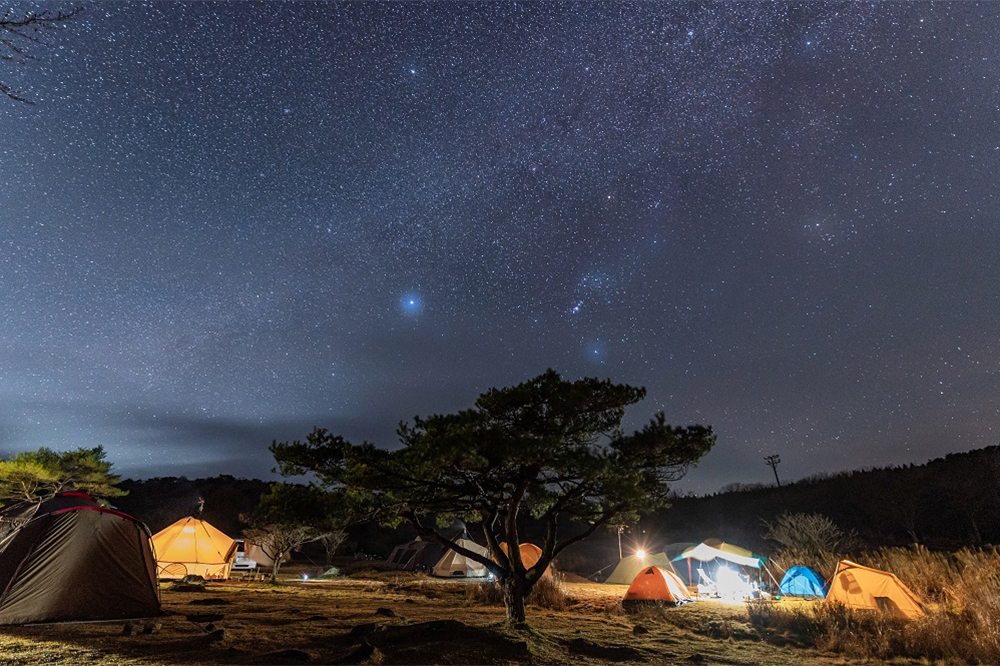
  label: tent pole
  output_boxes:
[762,562,781,591]
[687,557,691,585]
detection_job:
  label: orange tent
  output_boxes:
[151,517,237,580]
[623,566,693,608]
[826,560,925,620]
[498,542,553,578]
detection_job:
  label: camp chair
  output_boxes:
[159,563,187,579]
[697,568,717,597]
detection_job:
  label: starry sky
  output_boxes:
[1,2,997,492]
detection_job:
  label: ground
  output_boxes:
[0,573,851,665]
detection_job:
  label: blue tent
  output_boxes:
[778,566,828,598]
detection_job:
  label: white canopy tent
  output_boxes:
[678,542,763,568]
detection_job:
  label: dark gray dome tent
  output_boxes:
[0,492,161,625]
[386,537,446,571]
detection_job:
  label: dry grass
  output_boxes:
[0,576,840,665]
[750,546,1000,664]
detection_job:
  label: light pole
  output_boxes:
[764,454,781,487]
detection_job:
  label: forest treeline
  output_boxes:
[113,445,1000,573]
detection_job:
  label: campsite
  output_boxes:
[0,426,998,664]
[0,571,834,666]
[3,3,999,662]
[0,474,998,665]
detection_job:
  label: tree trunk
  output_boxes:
[501,576,528,625]
[270,554,283,582]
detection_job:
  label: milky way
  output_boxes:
[1,2,997,491]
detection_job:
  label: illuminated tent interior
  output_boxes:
[151,516,237,580]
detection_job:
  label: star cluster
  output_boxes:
[0,2,997,490]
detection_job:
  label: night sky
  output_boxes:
[1,2,997,492]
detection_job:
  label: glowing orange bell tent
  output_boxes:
[825,560,925,620]
[622,566,693,608]
[497,542,553,577]
[151,517,237,580]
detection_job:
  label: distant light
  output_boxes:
[636,549,646,560]
[302,574,309,581]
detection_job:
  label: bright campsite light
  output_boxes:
[302,574,309,581]
[636,549,646,560]
[716,566,752,602]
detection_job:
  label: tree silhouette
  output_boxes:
[1,7,82,103]
[271,369,715,623]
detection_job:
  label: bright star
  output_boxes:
[400,293,423,316]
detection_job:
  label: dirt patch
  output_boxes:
[187,598,232,606]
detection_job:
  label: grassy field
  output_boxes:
[0,573,850,665]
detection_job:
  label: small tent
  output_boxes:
[151,516,236,580]
[386,537,446,571]
[432,536,490,578]
[605,552,676,585]
[622,566,693,608]
[235,539,290,568]
[825,560,925,620]
[779,566,828,598]
[0,493,161,625]
[498,542,553,578]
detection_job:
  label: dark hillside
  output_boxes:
[113,446,1000,572]
[115,475,271,536]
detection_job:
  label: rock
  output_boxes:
[121,622,135,636]
[404,598,415,604]
[347,622,379,639]
[331,642,376,665]
[142,622,162,635]
[188,597,231,605]
[305,615,327,621]
[633,625,649,635]
[687,654,706,663]
[205,628,225,643]
[374,607,396,617]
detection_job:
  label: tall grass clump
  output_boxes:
[465,574,568,611]
[749,546,1000,664]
